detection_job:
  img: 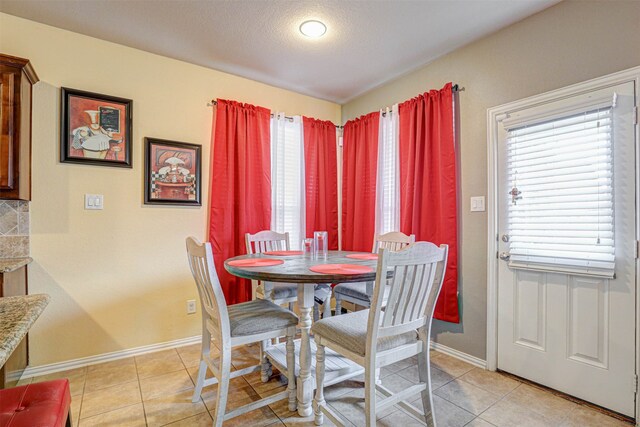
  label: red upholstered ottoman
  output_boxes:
[0,379,71,427]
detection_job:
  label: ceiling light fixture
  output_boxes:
[299,20,326,38]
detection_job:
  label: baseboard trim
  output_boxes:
[20,335,486,380]
[20,335,202,379]
[430,341,487,369]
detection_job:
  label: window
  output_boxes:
[375,105,400,236]
[506,107,615,277]
[271,114,305,249]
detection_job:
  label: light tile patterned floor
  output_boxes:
[19,342,632,426]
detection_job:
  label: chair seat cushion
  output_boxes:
[334,282,369,300]
[334,282,390,303]
[311,309,418,356]
[0,379,71,427]
[228,299,298,337]
[259,282,298,300]
[260,283,332,302]
[313,283,332,302]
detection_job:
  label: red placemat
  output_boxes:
[309,264,374,275]
[345,253,378,260]
[227,258,285,267]
[263,250,304,256]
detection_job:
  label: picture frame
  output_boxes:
[60,87,133,168]
[144,137,202,206]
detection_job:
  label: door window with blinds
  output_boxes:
[503,98,616,278]
[271,114,305,249]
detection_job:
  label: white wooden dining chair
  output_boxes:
[312,242,448,427]
[334,231,415,314]
[246,230,332,319]
[186,237,298,427]
[246,230,298,308]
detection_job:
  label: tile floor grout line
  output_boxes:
[326,401,356,427]
[429,362,495,418]
[499,370,635,425]
[155,349,208,427]
[78,402,143,426]
[74,370,86,426]
[184,348,212,424]
[465,416,497,427]
[484,382,571,426]
[76,380,141,420]
[472,381,578,427]
[133,351,150,427]
[473,385,515,422]
[455,374,510,400]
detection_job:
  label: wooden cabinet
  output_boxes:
[0,54,38,201]
[0,266,28,388]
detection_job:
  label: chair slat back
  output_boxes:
[185,237,230,339]
[245,230,290,254]
[369,242,448,341]
[372,232,416,253]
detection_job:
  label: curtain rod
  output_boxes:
[206,84,462,128]
[380,84,464,117]
[206,99,343,129]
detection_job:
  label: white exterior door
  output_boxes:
[496,80,636,416]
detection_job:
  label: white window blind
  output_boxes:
[271,114,305,249]
[375,105,400,237]
[506,107,615,278]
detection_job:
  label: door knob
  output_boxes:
[501,234,510,242]
[499,252,511,261]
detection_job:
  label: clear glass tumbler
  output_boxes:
[302,238,316,258]
[314,231,328,258]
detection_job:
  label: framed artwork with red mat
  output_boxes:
[60,87,132,168]
[144,138,202,206]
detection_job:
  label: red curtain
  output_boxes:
[303,117,339,249]
[342,112,380,252]
[398,82,459,323]
[209,99,272,305]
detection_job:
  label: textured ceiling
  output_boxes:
[0,0,559,103]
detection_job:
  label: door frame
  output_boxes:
[486,66,640,422]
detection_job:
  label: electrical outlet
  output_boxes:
[186,300,197,314]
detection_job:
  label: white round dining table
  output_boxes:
[224,250,388,417]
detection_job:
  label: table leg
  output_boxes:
[296,283,314,417]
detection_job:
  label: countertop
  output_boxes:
[0,294,49,367]
[0,257,32,273]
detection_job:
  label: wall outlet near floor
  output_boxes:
[470,196,486,212]
[186,300,197,314]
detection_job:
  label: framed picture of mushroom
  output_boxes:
[60,87,133,167]
[144,138,202,206]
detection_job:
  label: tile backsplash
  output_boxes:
[0,201,29,258]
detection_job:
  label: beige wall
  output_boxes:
[342,0,640,359]
[2,0,639,367]
[0,13,341,366]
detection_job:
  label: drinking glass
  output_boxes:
[302,238,315,258]
[314,231,328,258]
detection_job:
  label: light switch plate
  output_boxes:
[85,194,104,210]
[470,196,485,212]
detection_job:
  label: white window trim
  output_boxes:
[375,104,400,237]
[270,113,305,249]
[486,68,640,427]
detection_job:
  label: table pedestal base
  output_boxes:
[265,338,364,414]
